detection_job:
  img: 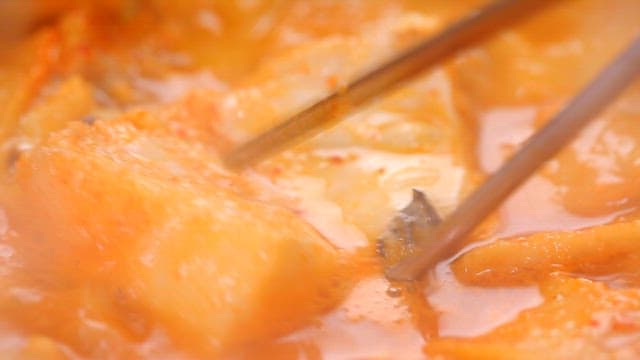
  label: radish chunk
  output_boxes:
[14,115,343,355]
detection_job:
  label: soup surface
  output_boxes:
[1,0,640,358]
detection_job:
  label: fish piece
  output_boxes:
[377,189,441,270]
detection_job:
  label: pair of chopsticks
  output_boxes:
[224,0,640,281]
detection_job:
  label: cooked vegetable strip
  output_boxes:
[452,220,640,286]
